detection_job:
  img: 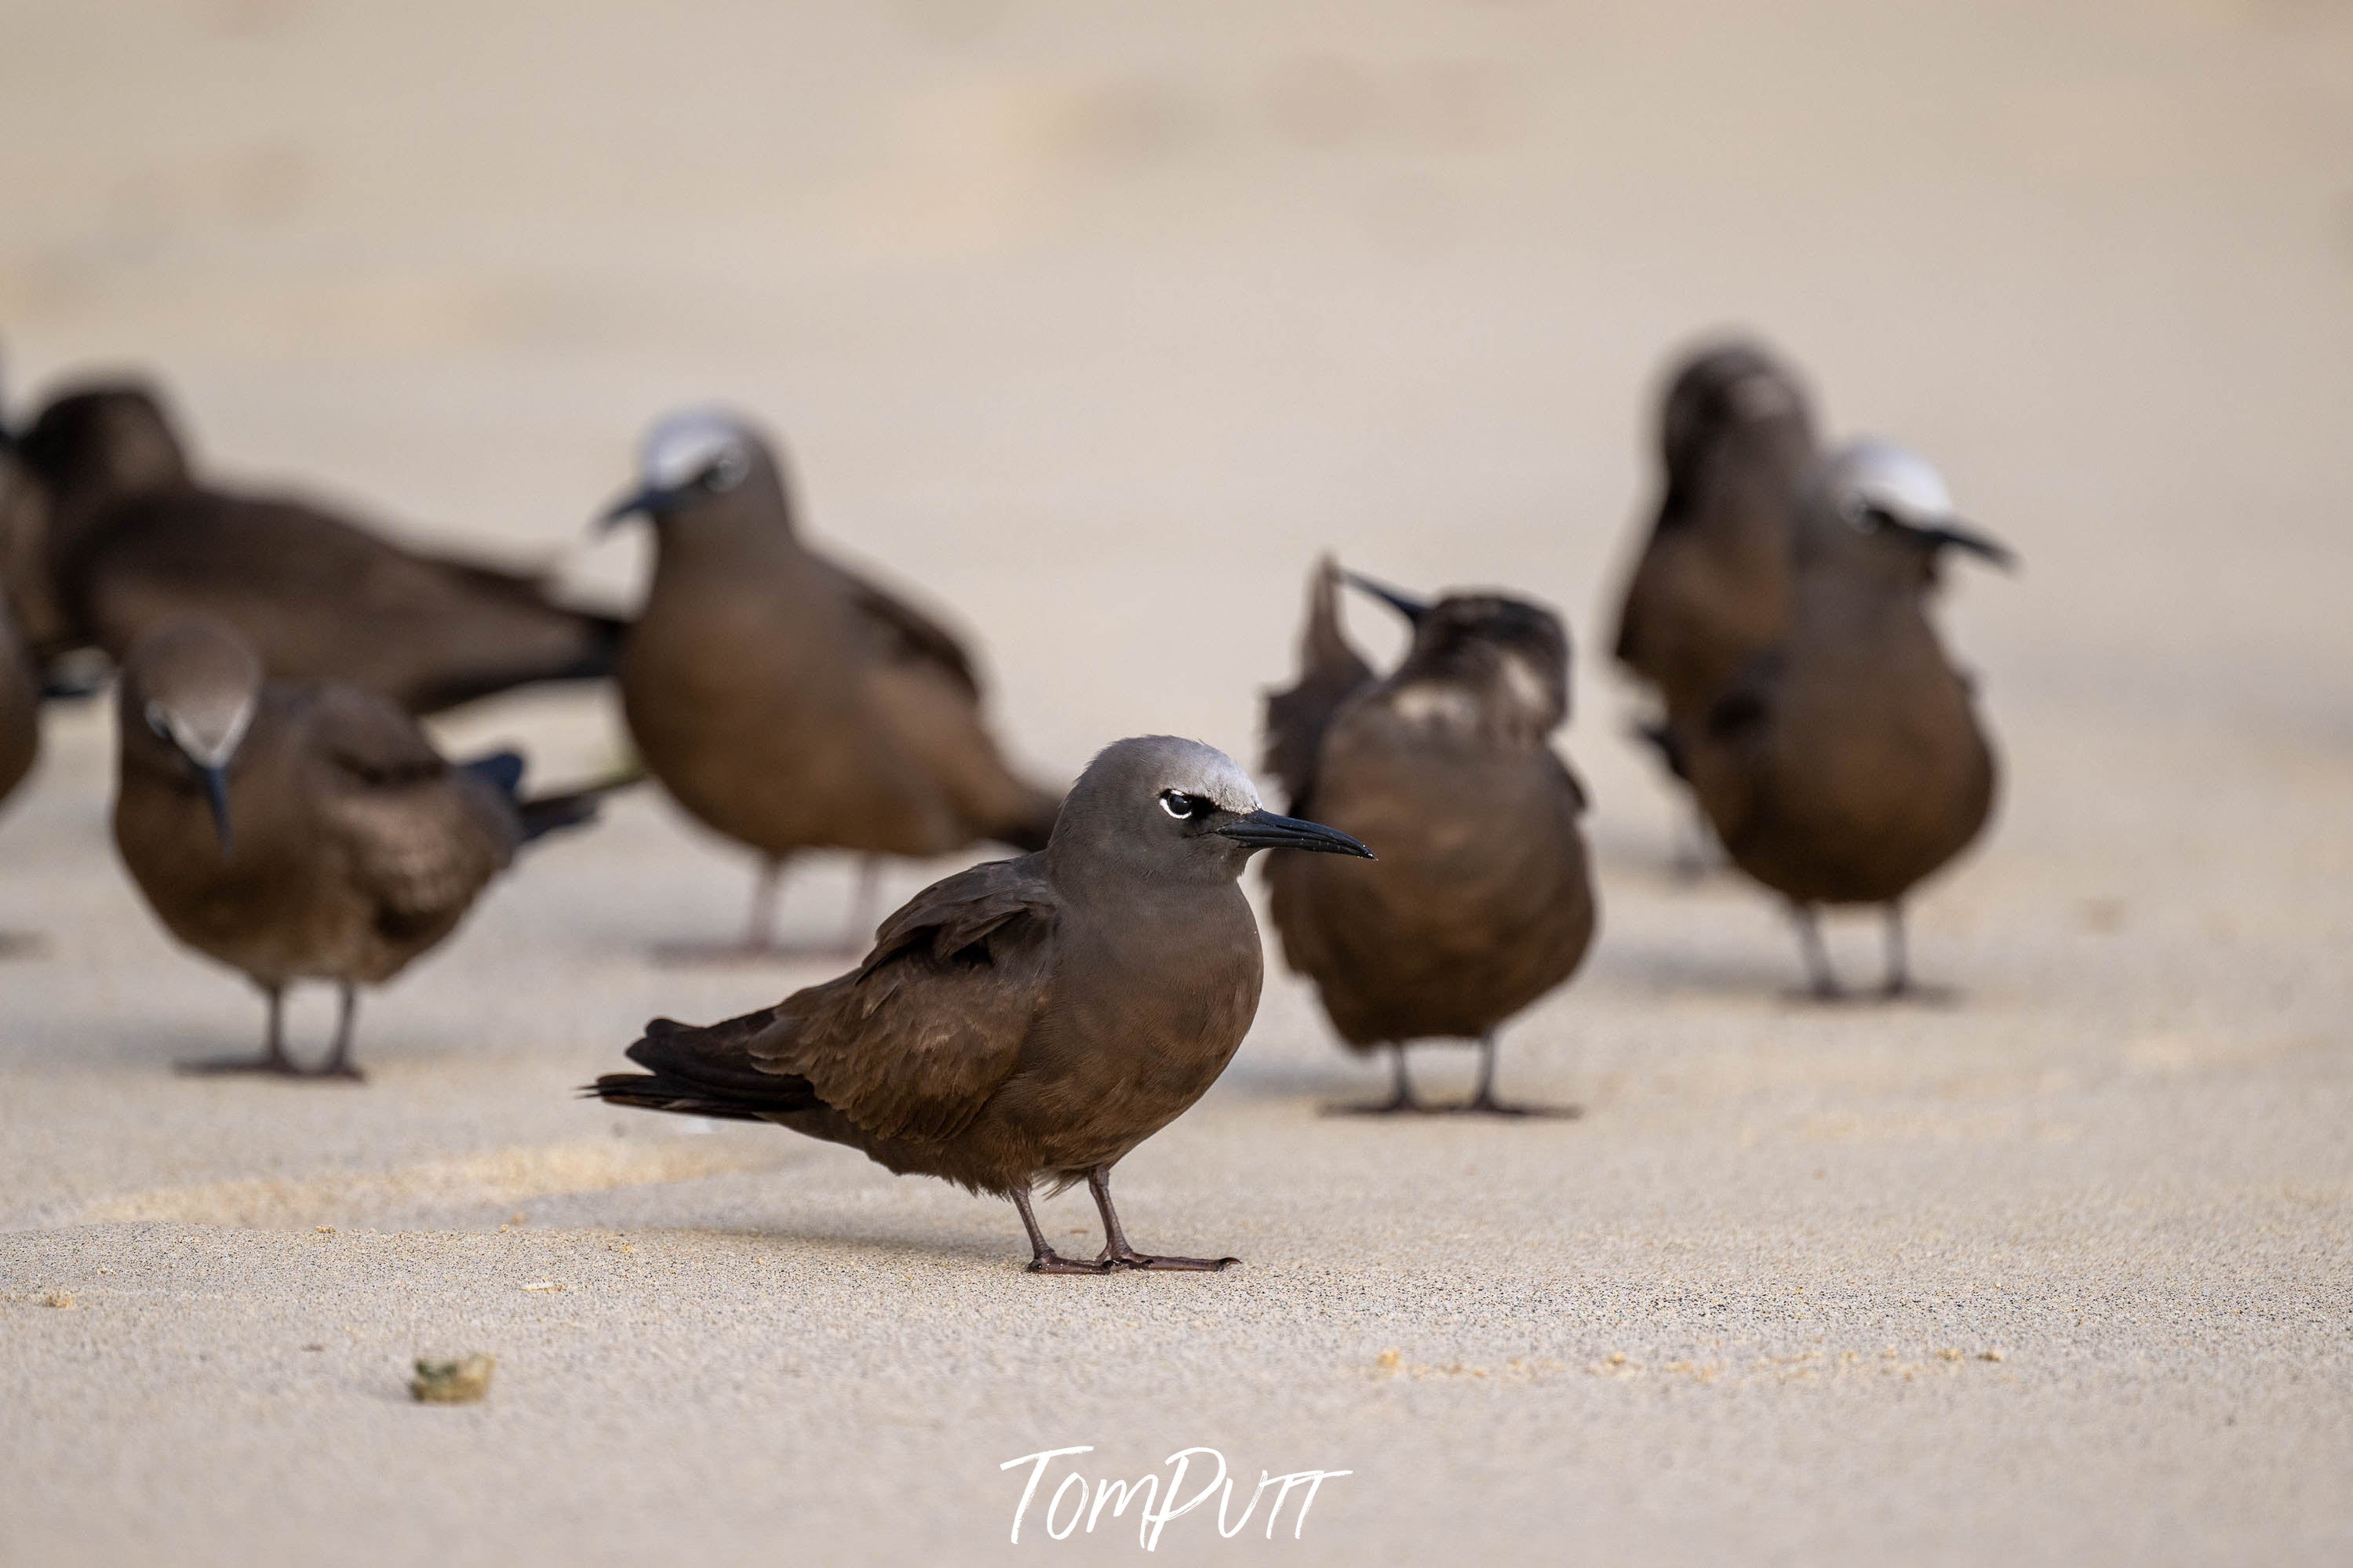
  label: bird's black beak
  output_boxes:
[595,485,677,533]
[1215,808,1375,859]
[1341,571,1431,624]
[1911,518,2016,569]
[199,763,234,857]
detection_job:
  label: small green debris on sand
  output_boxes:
[410,1355,495,1404]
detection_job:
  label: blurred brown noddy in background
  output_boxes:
[13,381,627,714]
[599,410,1063,955]
[1263,560,1596,1114]
[588,735,1372,1272]
[1684,440,2011,997]
[0,576,36,813]
[1609,340,1818,824]
[114,619,609,1078]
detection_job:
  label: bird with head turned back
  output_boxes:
[1262,558,1596,1114]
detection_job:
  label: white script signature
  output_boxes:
[1000,1446,1352,1549]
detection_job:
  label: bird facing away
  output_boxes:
[588,735,1373,1273]
[1262,560,1596,1114]
[15,381,627,714]
[599,410,1063,955]
[1609,340,1819,804]
[1683,440,2012,997]
[113,619,606,1078]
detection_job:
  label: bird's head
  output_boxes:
[118,619,262,858]
[1807,440,2016,584]
[1342,572,1572,741]
[596,409,791,541]
[16,383,192,518]
[1659,338,1815,484]
[1050,735,1371,886]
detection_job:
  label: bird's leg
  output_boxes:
[1013,1184,1111,1275]
[744,856,784,954]
[1460,1032,1579,1118]
[1881,903,1911,998]
[1794,904,1841,1000]
[1327,1044,1430,1115]
[840,856,881,955]
[314,984,365,1081]
[177,984,304,1076]
[1088,1166,1237,1271]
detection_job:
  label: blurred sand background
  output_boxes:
[3,0,2351,1563]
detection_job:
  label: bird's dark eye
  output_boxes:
[1843,497,1893,533]
[1159,790,1200,820]
[144,702,173,741]
[702,449,748,492]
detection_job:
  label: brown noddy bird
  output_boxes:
[1609,340,1818,806]
[114,619,607,1078]
[588,735,1373,1272]
[1262,560,1596,1114]
[599,410,1063,955]
[15,381,626,714]
[1684,439,2012,997]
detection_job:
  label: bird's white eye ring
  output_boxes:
[1159,790,1197,820]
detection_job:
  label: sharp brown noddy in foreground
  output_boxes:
[15,381,626,713]
[1262,560,1596,1114]
[113,619,610,1078]
[1684,440,2012,997]
[599,410,1063,955]
[588,736,1373,1273]
[1609,340,1817,838]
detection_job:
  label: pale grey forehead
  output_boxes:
[1149,738,1262,813]
[1834,438,1955,521]
[641,409,749,488]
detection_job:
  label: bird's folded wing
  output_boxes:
[821,558,982,700]
[746,857,1058,1144]
[304,686,510,919]
[1262,557,1374,814]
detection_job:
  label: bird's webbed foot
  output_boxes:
[175,1053,306,1079]
[1026,1250,1116,1275]
[1458,1090,1582,1119]
[1097,1244,1238,1272]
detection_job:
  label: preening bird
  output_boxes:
[1262,560,1596,1114]
[1609,340,1818,831]
[113,619,607,1078]
[588,735,1373,1273]
[1683,440,2012,996]
[599,409,1062,955]
[14,380,626,714]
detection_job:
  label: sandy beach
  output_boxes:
[3,1,2351,1562]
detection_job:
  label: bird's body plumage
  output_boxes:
[1682,439,2010,993]
[21,384,625,714]
[607,414,1060,930]
[1612,342,1818,760]
[113,619,604,1074]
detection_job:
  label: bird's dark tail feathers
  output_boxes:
[583,1013,821,1122]
[461,751,646,844]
